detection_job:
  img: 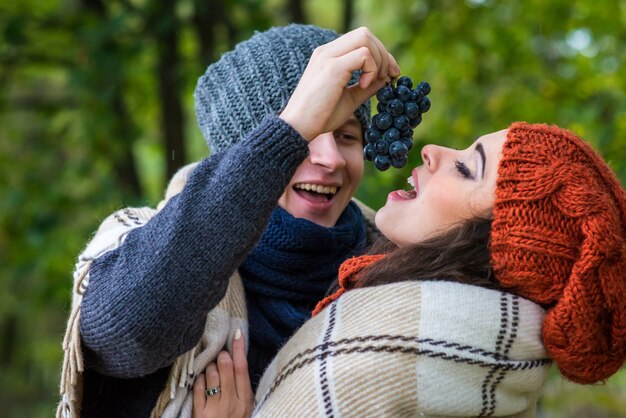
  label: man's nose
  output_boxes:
[308,132,347,171]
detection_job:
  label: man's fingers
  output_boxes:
[366,31,390,80]
[319,27,396,82]
[335,47,378,89]
[279,26,398,141]
[387,52,401,78]
[232,329,253,402]
[350,77,389,112]
[316,27,375,57]
[317,27,382,76]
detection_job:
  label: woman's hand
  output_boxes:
[280,26,401,141]
[193,329,254,418]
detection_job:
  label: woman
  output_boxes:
[193,123,626,417]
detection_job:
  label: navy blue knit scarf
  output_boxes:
[240,201,367,352]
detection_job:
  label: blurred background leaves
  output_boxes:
[0,0,625,416]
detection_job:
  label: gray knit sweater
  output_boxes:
[79,115,309,417]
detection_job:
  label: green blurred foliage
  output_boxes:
[356,0,626,209]
[0,0,624,417]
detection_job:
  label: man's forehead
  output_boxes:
[343,115,361,127]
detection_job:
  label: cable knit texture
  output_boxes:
[241,204,367,352]
[491,122,626,384]
[194,24,371,154]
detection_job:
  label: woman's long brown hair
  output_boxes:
[354,217,501,291]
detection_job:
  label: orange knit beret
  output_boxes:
[490,122,626,384]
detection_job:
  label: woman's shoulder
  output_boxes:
[254,280,551,418]
[338,281,545,328]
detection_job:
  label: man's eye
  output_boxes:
[335,132,360,142]
[454,159,474,179]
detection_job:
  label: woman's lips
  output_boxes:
[412,168,419,195]
[387,168,419,202]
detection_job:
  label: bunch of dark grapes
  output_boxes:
[364,76,431,171]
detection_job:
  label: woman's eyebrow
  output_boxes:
[475,142,486,179]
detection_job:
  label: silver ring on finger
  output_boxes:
[205,386,221,398]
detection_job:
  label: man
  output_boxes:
[57,24,399,418]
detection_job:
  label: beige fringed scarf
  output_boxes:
[254,281,553,418]
[56,163,249,418]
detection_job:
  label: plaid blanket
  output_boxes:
[254,281,551,417]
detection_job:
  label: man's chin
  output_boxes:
[287,206,341,228]
[282,194,346,227]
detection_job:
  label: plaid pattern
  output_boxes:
[254,281,551,417]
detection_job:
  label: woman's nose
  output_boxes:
[308,132,346,171]
[421,144,437,171]
[421,144,457,172]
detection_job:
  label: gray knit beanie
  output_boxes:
[194,24,372,154]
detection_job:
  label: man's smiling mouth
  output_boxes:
[293,183,339,201]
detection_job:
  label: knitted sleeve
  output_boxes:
[80,115,309,378]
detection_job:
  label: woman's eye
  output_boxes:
[454,159,474,179]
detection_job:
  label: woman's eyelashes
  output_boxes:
[454,159,474,180]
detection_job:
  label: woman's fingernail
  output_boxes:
[234,328,242,340]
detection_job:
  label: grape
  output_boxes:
[420,96,431,113]
[374,155,392,171]
[393,115,410,131]
[375,112,393,130]
[410,88,424,104]
[391,156,407,169]
[417,81,431,95]
[364,76,432,171]
[375,139,389,155]
[409,114,422,129]
[382,127,400,143]
[376,85,394,104]
[386,99,404,117]
[364,144,375,161]
[400,128,413,138]
[396,85,412,102]
[365,127,382,144]
[389,141,409,159]
[404,102,420,119]
[396,76,413,89]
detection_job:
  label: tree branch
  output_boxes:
[2,95,77,111]
[287,0,307,23]
[342,0,354,33]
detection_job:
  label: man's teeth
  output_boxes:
[407,176,415,187]
[295,183,338,195]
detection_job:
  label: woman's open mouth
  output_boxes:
[387,173,418,201]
